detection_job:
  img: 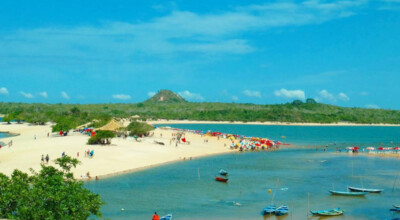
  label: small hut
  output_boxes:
[96,119,123,132]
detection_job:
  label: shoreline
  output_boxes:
[149,119,400,127]
[0,122,236,180]
[94,150,234,180]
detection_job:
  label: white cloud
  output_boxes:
[61,91,70,100]
[316,90,351,102]
[147,91,156,97]
[112,94,131,100]
[0,0,368,62]
[232,96,239,101]
[39,92,48,98]
[178,90,204,101]
[20,91,34,98]
[317,89,336,101]
[338,92,350,101]
[0,87,8,95]
[274,88,305,100]
[366,104,380,109]
[243,90,262,98]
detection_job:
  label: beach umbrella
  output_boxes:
[378,147,384,150]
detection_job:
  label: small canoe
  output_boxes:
[311,208,344,216]
[215,176,228,182]
[219,169,228,176]
[160,214,172,220]
[261,204,276,215]
[393,205,400,208]
[275,205,289,216]
[348,186,383,193]
[329,190,367,196]
[390,208,400,212]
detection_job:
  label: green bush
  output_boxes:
[88,130,115,145]
[0,156,103,219]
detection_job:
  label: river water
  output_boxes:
[85,124,400,219]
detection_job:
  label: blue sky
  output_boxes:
[0,0,399,109]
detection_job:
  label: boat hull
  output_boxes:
[261,204,276,215]
[311,208,344,216]
[215,176,228,182]
[348,186,383,193]
[329,190,367,196]
[275,205,289,216]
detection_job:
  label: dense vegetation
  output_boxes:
[0,156,103,219]
[1,91,400,125]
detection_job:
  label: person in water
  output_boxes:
[152,212,160,220]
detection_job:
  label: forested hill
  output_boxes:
[0,100,400,125]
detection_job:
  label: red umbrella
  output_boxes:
[378,147,384,150]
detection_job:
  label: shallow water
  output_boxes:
[86,125,400,220]
[0,132,11,139]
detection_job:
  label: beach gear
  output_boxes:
[215,176,228,182]
[348,186,383,193]
[329,190,368,196]
[261,204,276,215]
[275,205,289,216]
[311,208,344,216]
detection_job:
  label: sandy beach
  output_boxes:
[148,119,400,127]
[0,122,233,180]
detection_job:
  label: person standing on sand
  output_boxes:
[152,212,160,220]
[45,154,49,164]
[41,155,44,164]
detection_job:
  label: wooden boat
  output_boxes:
[261,204,276,215]
[215,176,228,182]
[329,190,367,196]
[348,186,383,193]
[311,208,344,216]
[390,208,400,212]
[275,205,289,216]
[219,169,228,176]
[160,214,172,220]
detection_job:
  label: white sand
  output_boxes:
[148,119,400,126]
[0,123,232,180]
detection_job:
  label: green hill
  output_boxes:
[0,96,400,125]
[144,90,187,104]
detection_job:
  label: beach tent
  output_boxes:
[96,119,123,131]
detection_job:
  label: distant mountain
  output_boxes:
[144,90,187,104]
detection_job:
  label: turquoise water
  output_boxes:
[157,124,400,147]
[0,132,11,139]
[86,125,400,219]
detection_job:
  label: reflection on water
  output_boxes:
[86,149,400,219]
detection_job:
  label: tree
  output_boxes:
[1,114,12,124]
[306,98,317,104]
[0,156,103,219]
[88,130,116,145]
[70,107,81,116]
[52,117,76,133]
[126,121,154,136]
[291,100,304,105]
